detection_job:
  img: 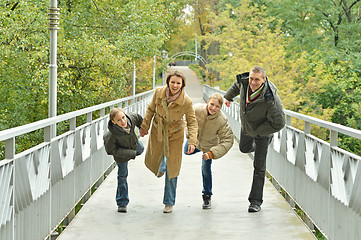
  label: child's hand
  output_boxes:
[139,128,148,137]
[186,144,195,154]
[202,153,210,160]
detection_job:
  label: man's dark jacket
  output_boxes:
[224,72,285,137]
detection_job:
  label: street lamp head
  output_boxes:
[161,50,168,59]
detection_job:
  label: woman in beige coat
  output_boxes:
[139,70,198,213]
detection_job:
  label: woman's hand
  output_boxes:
[139,128,148,137]
[186,144,195,154]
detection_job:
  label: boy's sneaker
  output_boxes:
[202,195,211,209]
[117,206,127,213]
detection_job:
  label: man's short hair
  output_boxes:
[251,66,266,79]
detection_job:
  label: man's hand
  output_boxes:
[139,128,148,137]
[187,144,195,154]
[224,99,231,107]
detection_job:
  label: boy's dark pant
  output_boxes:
[239,132,271,206]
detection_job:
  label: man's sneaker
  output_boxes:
[117,206,127,213]
[248,203,261,212]
[202,195,211,209]
[163,205,173,213]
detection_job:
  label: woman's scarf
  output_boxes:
[166,87,182,104]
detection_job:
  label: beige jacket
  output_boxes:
[141,86,198,179]
[193,103,233,159]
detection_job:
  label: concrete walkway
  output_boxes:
[57,67,315,240]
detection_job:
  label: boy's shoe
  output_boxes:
[163,205,173,213]
[248,203,261,212]
[202,195,211,209]
[117,206,127,213]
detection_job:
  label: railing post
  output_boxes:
[330,130,338,147]
[44,126,52,142]
[286,115,292,126]
[304,121,311,134]
[87,112,92,123]
[100,108,105,117]
[5,138,15,160]
[70,117,76,131]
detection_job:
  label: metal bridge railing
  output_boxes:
[0,90,154,240]
[204,85,361,240]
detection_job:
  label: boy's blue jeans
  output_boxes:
[184,139,213,196]
[116,141,144,207]
[158,157,178,206]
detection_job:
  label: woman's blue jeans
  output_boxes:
[183,140,213,196]
[115,141,144,207]
[159,157,178,206]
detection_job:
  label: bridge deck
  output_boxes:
[57,67,315,240]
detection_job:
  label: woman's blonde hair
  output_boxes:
[109,107,124,120]
[208,93,223,106]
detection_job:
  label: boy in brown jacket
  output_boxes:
[184,93,234,209]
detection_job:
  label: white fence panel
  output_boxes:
[0,90,154,240]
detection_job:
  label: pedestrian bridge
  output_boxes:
[0,67,360,240]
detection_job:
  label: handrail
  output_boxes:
[284,109,361,140]
[0,90,154,142]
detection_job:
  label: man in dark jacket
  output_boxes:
[224,66,285,212]
[103,108,144,213]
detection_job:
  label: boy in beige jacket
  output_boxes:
[184,93,233,209]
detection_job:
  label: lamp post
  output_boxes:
[132,61,136,95]
[48,0,59,138]
[195,37,197,61]
[161,50,168,85]
[152,55,156,89]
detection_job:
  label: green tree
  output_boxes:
[200,1,303,110]
[264,0,361,70]
[0,0,186,131]
[0,1,49,129]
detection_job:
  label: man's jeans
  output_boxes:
[239,133,271,206]
[116,141,144,207]
[184,140,213,196]
[158,157,178,206]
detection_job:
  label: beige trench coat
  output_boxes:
[141,86,198,179]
